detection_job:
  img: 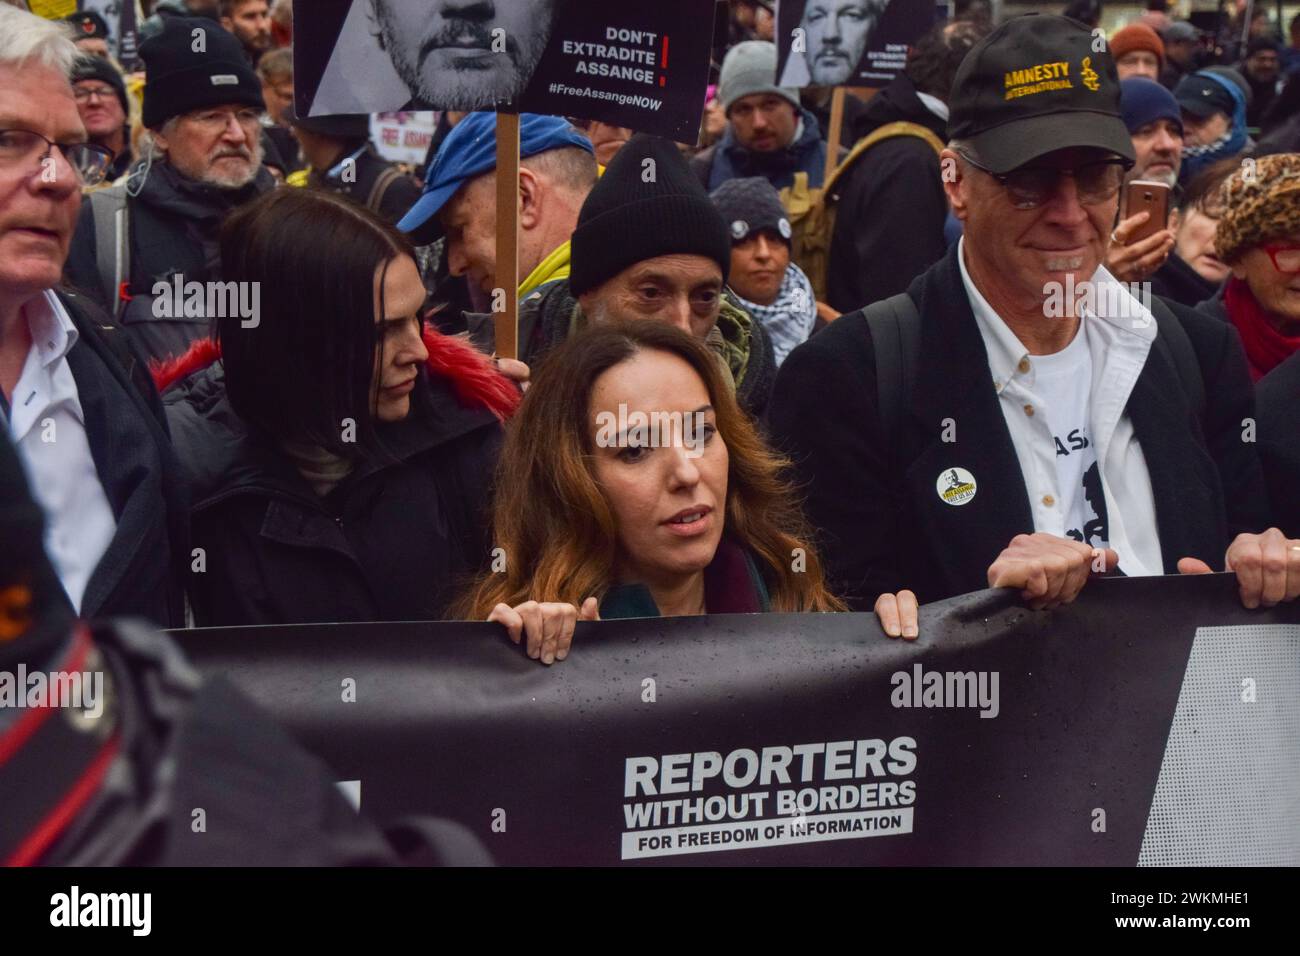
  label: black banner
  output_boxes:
[176,574,1300,866]
[774,0,937,89]
[295,0,714,143]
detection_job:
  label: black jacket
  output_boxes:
[163,357,505,626]
[768,244,1271,609]
[1149,252,1219,309]
[826,74,949,314]
[64,160,276,365]
[690,107,837,192]
[55,291,188,628]
[308,143,423,224]
[1257,349,1300,538]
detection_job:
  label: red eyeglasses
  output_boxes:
[1262,244,1300,274]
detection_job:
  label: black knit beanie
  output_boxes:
[140,16,264,129]
[70,54,130,119]
[570,134,731,296]
[0,438,74,672]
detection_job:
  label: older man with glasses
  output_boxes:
[0,5,186,629]
[771,14,1300,636]
[69,54,134,183]
[64,16,274,364]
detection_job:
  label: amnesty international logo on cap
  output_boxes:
[1004,60,1072,101]
[949,13,1134,174]
[1081,57,1100,92]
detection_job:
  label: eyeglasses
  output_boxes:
[72,85,119,102]
[182,108,264,134]
[961,153,1132,210]
[1261,244,1300,274]
[0,128,114,187]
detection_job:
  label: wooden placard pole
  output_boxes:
[494,105,521,361]
[824,86,846,186]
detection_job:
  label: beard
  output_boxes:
[197,137,265,189]
[379,14,554,109]
[1139,166,1179,188]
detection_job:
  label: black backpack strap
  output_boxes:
[365,165,404,215]
[1149,295,1206,422]
[864,292,921,442]
[86,184,130,316]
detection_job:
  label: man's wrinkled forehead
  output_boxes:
[620,255,723,289]
[0,65,80,135]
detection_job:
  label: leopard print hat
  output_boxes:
[1214,153,1300,264]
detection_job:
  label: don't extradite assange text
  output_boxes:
[621,737,918,860]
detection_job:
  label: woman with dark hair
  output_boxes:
[458,321,916,664]
[157,188,519,626]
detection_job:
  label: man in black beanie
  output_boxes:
[65,16,275,364]
[509,133,777,419]
[70,55,133,182]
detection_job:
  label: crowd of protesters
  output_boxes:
[2,0,1300,862]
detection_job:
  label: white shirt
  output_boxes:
[4,291,117,612]
[1028,323,1107,549]
[958,239,1163,576]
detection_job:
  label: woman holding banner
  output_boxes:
[458,321,896,664]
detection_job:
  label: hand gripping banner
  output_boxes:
[176,574,1300,865]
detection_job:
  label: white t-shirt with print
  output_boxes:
[1028,322,1110,550]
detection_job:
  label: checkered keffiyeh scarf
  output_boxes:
[736,263,816,367]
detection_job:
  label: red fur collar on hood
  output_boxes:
[151,329,521,422]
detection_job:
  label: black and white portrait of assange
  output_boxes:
[779,0,890,87]
[311,0,561,114]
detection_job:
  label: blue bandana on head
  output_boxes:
[1180,71,1248,185]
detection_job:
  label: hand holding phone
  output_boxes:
[1121,180,1172,245]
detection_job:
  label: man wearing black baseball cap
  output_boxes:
[772,14,1299,633]
[64,10,111,60]
[1174,69,1249,184]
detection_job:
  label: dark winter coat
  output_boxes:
[158,332,518,627]
[691,107,834,192]
[1149,252,1219,309]
[768,244,1271,610]
[826,74,949,314]
[64,159,276,365]
[50,291,188,628]
[1256,348,1300,538]
[307,143,423,224]
[600,539,772,618]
